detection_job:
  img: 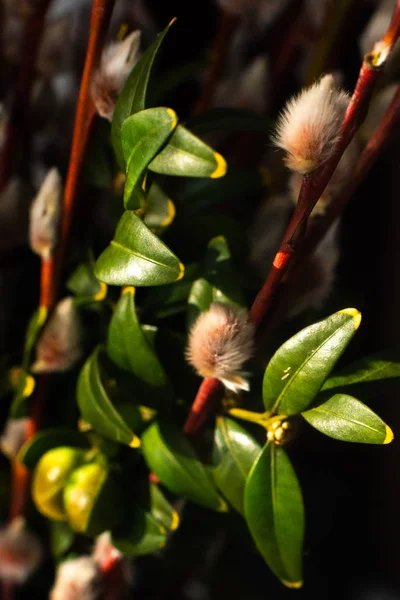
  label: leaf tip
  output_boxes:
[218,497,230,512]
[210,152,227,179]
[176,262,185,281]
[338,308,361,330]
[166,108,178,130]
[384,425,394,444]
[160,199,176,228]
[129,435,141,448]
[38,305,48,326]
[281,580,303,589]
[93,282,107,302]
[122,286,135,296]
[168,17,177,26]
[171,511,180,530]
[23,375,35,398]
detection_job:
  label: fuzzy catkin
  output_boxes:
[186,303,254,392]
[274,74,350,174]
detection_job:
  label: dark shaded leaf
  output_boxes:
[50,521,75,558]
[144,182,176,234]
[142,421,227,512]
[113,506,166,556]
[77,346,141,447]
[211,417,261,514]
[18,429,89,470]
[244,443,304,588]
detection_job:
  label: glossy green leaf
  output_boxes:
[50,521,75,558]
[77,346,141,447]
[122,108,177,209]
[263,309,361,416]
[211,417,261,514]
[188,107,271,135]
[142,421,227,512]
[107,287,172,399]
[320,347,400,401]
[244,443,304,588]
[67,263,105,301]
[144,182,175,234]
[149,124,226,178]
[18,429,89,470]
[112,20,175,169]
[94,210,184,287]
[187,235,245,328]
[113,506,166,556]
[302,394,393,444]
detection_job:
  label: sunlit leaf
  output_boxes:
[302,393,393,444]
[94,210,184,287]
[263,309,361,416]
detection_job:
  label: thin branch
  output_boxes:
[183,378,222,436]
[193,9,238,116]
[0,0,52,191]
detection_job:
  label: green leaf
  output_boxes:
[107,287,172,400]
[67,263,105,302]
[50,521,75,558]
[113,506,167,556]
[9,369,35,419]
[244,443,304,588]
[149,124,227,178]
[320,347,400,401]
[211,417,261,514]
[187,235,245,328]
[188,107,271,135]
[122,108,177,209]
[302,394,393,444]
[21,307,48,372]
[148,484,180,532]
[112,20,175,169]
[77,346,141,447]
[142,421,227,512]
[263,309,361,416]
[144,182,176,234]
[18,428,89,471]
[94,210,184,287]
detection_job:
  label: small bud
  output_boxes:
[29,168,62,259]
[0,418,29,460]
[274,74,350,174]
[359,0,396,58]
[186,303,254,393]
[32,297,81,373]
[0,517,42,584]
[92,532,121,567]
[91,30,141,121]
[50,556,102,600]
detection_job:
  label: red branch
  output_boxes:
[183,0,400,437]
[0,0,52,191]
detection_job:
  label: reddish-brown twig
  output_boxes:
[193,9,238,116]
[0,0,52,192]
[183,378,222,436]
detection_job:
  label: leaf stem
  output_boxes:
[227,408,269,426]
[249,0,400,331]
[0,0,52,192]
